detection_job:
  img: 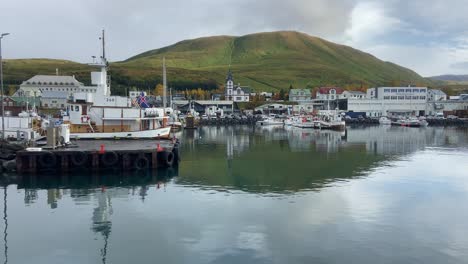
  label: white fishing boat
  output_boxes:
[379,117,392,125]
[61,30,172,140]
[314,112,346,131]
[291,116,315,129]
[391,117,428,128]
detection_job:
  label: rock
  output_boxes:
[2,160,16,172]
[0,153,15,161]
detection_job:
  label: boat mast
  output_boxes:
[163,57,167,109]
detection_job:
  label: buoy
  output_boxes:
[99,144,105,154]
[156,143,163,152]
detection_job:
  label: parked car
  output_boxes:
[447,115,458,120]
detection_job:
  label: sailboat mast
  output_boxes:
[163,57,167,108]
[102,29,106,61]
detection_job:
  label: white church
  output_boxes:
[225,70,250,102]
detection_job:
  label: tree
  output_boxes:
[279,89,286,100]
[153,84,164,96]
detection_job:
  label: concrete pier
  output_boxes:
[15,139,180,173]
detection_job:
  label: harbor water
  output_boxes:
[1,126,468,264]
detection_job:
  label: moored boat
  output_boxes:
[379,117,392,125]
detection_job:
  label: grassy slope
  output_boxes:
[3,31,429,94]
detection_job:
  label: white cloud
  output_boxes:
[344,1,402,46]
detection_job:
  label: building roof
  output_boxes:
[41,91,69,99]
[21,75,83,86]
[344,90,366,95]
[317,87,345,95]
[429,89,447,95]
[289,89,312,96]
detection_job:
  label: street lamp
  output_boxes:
[0,33,10,140]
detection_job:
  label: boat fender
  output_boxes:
[134,156,150,170]
[70,151,88,167]
[159,151,174,168]
[101,151,119,167]
[38,152,57,168]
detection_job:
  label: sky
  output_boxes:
[1,0,468,77]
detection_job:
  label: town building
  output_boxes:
[427,89,447,101]
[225,70,250,102]
[315,87,345,100]
[342,90,366,99]
[254,103,292,115]
[14,75,97,97]
[289,89,312,102]
[173,100,237,115]
[40,91,69,109]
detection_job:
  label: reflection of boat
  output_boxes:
[391,117,428,127]
[256,117,283,126]
[379,117,392,125]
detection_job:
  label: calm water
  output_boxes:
[1,126,468,264]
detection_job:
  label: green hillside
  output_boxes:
[3,31,429,94]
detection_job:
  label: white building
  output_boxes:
[15,75,97,97]
[40,91,69,109]
[427,89,447,101]
[347,86,429,117]
[225,70,250,102]
[289,89,312,102]
[342,90,366,99]
[315,87,346,100]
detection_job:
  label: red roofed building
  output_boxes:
[316,87,345,100]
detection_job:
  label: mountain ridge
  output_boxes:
[3,31,429,94]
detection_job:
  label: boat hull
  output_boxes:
[70,127,172,139]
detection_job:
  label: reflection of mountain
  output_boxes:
[178,126,468,194]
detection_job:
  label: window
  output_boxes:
[420,96,426,100]
[413,89,419,92]
[413,96,419,100]
[406,89,412,92]
[391,96,397,100]
[384,89,390,92]
[398,89,405,93]
[75,106,79,112]
[406,96,412,100]
[420,89,426,93]
[236,97,242,101]
[61,104,64,108]
[391,89,397,92]
[398,96,404,100]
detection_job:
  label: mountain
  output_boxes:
[3,31,429,94]
[429,74,468,83]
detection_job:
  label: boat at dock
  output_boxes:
[60,30,172,140]
[313,112,346,131]
[379,117,392,125]
[391,117,428,127]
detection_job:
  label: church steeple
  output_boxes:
[225,69,234,100]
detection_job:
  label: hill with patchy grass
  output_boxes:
[3,31,429,94]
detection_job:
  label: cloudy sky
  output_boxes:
[2,0,468,76]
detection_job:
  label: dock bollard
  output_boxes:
[99,144,106,154]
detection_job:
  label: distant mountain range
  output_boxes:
[429,74,468,83]
[3,31,430,94]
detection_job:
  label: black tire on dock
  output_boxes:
[159,151,174,168]
[38,152,57,169]
[70,151,88,167]
[134,156,150,170]
[101,151,119,167]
